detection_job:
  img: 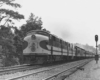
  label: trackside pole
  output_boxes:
[95,35,99,64]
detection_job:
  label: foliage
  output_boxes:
[0,0,24,25]
[0,0,24,66]
[0,25,18,66]
[0,0,21,8]
[20,13,42,36]
[13,27,24,64]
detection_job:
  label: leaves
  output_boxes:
[21,13,42,33]
[0,15,7,22]
[0,0,21,8]
[0,25,18,66]
[0,9,24,19]
[26,13,42,25]
[6,2,21,8]
[0,0,24,66]
[0,0,24,25]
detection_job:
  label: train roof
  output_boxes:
[26,30,50,36]
[26,30,60,38]
[27,30,71,42]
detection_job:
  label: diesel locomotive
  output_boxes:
[23,30,94,64]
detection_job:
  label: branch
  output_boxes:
[6,2,21,8]
[3,16,11,26]
[0,0,20,8]
[0,9,24,19]
[0,16,7,22]
[0,0,14,3]
[0,2,3,7]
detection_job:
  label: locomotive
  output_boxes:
[23,30,94,64]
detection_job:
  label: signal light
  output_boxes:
[95,35,98,42]
[31,35,36,40]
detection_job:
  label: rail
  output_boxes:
[8,59,92,80]
[0,64,41,75]
[45,59,91,80]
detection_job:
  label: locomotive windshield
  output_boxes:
[27,30,50,37]
[23,41,28,50]
[36,31,50,36]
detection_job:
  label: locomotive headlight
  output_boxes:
[31,35,36,40]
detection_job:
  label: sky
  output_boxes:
[14,0,100,47]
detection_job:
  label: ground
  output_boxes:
[65,59,100,80]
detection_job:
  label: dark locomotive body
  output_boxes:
[23,30,94,64]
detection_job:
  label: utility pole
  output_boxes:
[95,35,99,64]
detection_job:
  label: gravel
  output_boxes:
[65,59,100,80]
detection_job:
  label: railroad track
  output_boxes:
[0,64,29,71]
[0,64,41,76]
[3,59,93,80]
[0,64,28,70]
[0,61,72,76]
[45,60,90,80]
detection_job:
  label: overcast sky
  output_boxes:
[15,0,100,47]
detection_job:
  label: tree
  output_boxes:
[20,13,42,35]
[0,0,25,66]
[0,0,24,26]
[0,25,18,66]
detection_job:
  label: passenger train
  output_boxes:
[23,30,94,64]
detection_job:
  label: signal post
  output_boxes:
[95,35,99,64]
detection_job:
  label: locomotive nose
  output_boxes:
[30,43,36,52]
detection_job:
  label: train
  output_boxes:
[23,30,94,64]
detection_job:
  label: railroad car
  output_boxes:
[23,30,94,64]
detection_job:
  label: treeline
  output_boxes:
[0,0,44,66]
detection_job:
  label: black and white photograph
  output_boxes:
[0,0,100,80]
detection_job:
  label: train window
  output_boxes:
[69,44,70,47]
[23,41,28,50]
[52,36,56,41]
[65,42,68,47]
[62,41,64,45]
[60,40,62,43]
[46,40,49,44]
[49,35,52,40]
[56,38,60,42]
